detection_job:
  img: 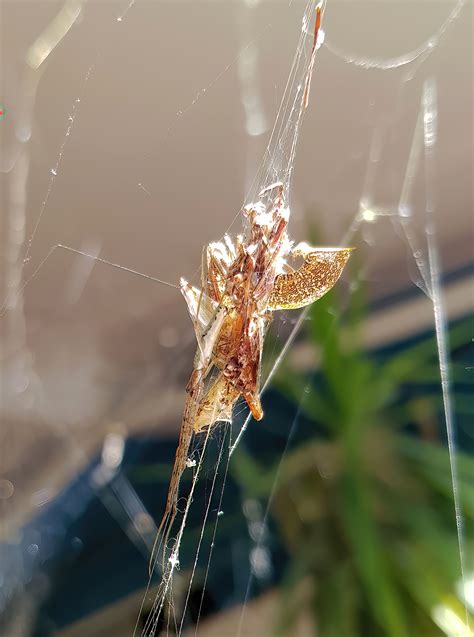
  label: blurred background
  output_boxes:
[1,1,473,636]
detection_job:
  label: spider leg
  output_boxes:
[243,392,263,421]
[303,3,324,109]
[0,243,178,317]
[149,304,227,574]
[206,247,227,303]
[149,366,204,576]
[180,280,218,333]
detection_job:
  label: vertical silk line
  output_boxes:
[421,79,470,629]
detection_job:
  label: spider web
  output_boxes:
[0,1,471,636]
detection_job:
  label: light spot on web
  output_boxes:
[168,552,180,570]
[399,204,412,218]
[361,208,376,223]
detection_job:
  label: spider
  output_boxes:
[154,181,353,567]
[148,2,351,573]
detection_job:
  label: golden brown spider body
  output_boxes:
[198,185,291,426]
[151,183,352,571]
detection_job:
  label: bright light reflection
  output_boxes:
[237,42,268,138]
[101,432,125,470]
[361,208,376,223]
[431,604,472,637]
[250,546,271,579]
[26,1,83,69]
[457,573,474,612]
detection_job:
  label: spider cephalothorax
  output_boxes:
[205,186,292,311]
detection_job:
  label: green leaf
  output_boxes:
[339,466,409,637]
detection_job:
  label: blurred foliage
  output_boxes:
[233,267,473,637]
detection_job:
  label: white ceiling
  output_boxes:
[1,0,472,533]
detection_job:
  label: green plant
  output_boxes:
[234,274,473,637]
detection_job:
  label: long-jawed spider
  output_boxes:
[152,180,352,571]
